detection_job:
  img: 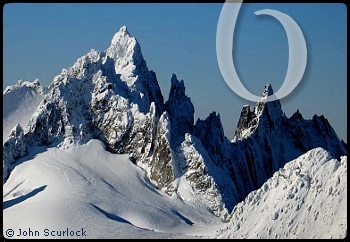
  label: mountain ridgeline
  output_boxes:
[3,26,347,219]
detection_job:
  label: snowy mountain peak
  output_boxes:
[253,84,281,118]
[120,25,129,34]
[231,81,346,204]
[106,26,146,80]
[110,25,132,46]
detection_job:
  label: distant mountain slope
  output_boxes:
[3,79,45,143]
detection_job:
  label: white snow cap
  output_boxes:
[106,25,143,70]
[110,25,132,46]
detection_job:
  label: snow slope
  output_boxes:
[3,139,224,239]
[217,147,347,239]
[3,141,346,239]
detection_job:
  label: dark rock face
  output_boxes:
[234,105,252,136]
[283,113,347,161]
[193,112,227,168]
[165,74,194,148]
[192,112,242,212]
[149,112,174,191]
[3,125,28,164]
[232,86,285,190]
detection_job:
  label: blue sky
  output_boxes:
[3,3,347,142]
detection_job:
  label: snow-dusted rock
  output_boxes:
[177,133,230,219]
[233,84,283,142]
[147,111,174,190]
[3,124,28,183]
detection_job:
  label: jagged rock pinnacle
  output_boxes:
[233,84,282,142]
[261,84,274,98]
[169,73,186,100]
[165,74,194,148]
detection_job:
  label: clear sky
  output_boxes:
[3,3,347,142]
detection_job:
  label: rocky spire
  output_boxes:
[261,83,274,98]
[193,111,235,174]
[165,74,194,148]
[253,84,282,118]
[149,111,174,190]
[105,26,164,114]
[233,84,283,142]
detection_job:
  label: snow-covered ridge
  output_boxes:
[3,78,46,95]
[216,147,347,239]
